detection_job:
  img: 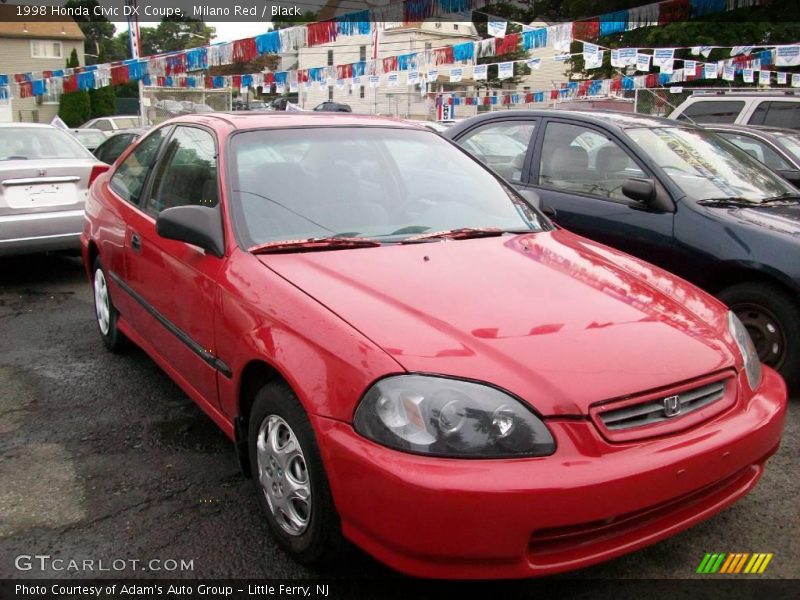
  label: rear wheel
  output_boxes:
[718,282,800,391]
[248,381,347,566]
[92,257,127,353]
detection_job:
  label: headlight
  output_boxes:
[728,311,762,390]
[353,375,555,458]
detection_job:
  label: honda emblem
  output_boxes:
[663,395,681,418]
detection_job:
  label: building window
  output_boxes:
[425,42,432,51]
[359,45,366,62]
[359,85,365,99]
[453,24,459,31]
[328,86,334,101]
[31,40,63,59]
[327,50,334,66]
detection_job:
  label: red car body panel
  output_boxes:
[80,113,788,579]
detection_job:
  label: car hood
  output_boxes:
[724,203,800,239]
[258,230,737,416]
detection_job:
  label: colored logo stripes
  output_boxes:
[697,553,774,574]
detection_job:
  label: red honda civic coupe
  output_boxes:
[81,113,787,579]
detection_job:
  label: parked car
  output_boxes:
[69,128,107,152]
[81,113,786,578]
[406,120,454,133]
[702,124,800,184]
[246,101,270,111]
[271,97,291,111]
[670,92,800,130]
[444,110,800,390]
[0,123,108,255]
[93,128,148,165]
[157,100,186,115]
[79,115,142,135]
[312,101,352,112]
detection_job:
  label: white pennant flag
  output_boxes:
[722,65,735,81]
[792,74,800,87]
[704,63,718,79]
[585,50,604,70]
[743,68,754,83]
[387,72,398,87]
[525,58,541,70]
[335,79,345,90]
[473,64,487,80]
[487,21,507,39]
[407,70,419,86]
[369,75,380,88]
[497,61,514,79]
[775,45,800,67]
[731,46,753,57]
[636,53,651,72]
[700,46,712,58]
[684,60,697,72]
[759,70,770,85]
[653,48,675,68]
[426,69,439,81]
[449,67,463,83]
[777,72,787,85]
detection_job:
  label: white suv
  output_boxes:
[670,92,800,130]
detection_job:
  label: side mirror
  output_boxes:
[156,205,224,258]
[776,169,800,186]
[542,205,557,219]
[622,177,657,203]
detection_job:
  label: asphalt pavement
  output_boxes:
[0,254,797,582]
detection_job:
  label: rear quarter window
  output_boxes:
[677,100,745,124]
[748,101,800,129]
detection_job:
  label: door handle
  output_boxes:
[130,232,142,253]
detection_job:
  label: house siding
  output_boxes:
[0,37,84,123]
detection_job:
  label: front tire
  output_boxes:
[92,257,127,353]
[718,282,800,391]
[248,381,346,566]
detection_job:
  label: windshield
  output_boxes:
[229,127,546,247]
[627,126,794,202]
[0,127,92,160]
[73,130,107,147]
[773,132,800,163]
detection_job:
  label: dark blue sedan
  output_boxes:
[445,110,800,390]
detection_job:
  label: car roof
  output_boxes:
[446,109,684,134]
[157,112,420,131]
[702,123,798,135]
[0,122,58,129]
[107,128,148,136]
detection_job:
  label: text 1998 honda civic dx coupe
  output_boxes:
[81,113,787,579]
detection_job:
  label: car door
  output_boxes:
[104,126,171,319]
[453,118,538,191]
[123,125,224,408]
[529,119,678,269]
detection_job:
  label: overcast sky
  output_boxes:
[112,21,273,43]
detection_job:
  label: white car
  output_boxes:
[670,92,800,129]
[79,115,142,136]
[0,123,107,255]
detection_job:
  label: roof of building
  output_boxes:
[0,5,85,41]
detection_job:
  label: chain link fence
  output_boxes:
[142,87,232,125]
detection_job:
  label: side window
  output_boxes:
[749,101,800,129]
[718,133,792,170]
[677,101,745,124]
[145,126,217,216]
[94,120,112,131]
[109,128,167,205]
[538,122,645,201]
[458,121,536,183]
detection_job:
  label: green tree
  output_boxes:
[66,47,80,69]
[474,5,533,90]
[58,91,91,127]
[140,17,215,55]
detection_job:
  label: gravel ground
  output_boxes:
[0,254,797,583]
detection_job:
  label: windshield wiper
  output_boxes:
[399,227,528,243]
[760,193,800,203]
[697,197,757,207]
[249,236,382,254]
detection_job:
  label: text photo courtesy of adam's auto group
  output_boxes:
[1,0,799,596]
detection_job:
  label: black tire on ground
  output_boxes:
[248,381,347,566]
[92,257,128,353]
[718,282,800,392]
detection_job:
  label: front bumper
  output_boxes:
[0,209,84,256]
[314,367,787,579]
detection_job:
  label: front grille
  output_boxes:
[599,381,726,431]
